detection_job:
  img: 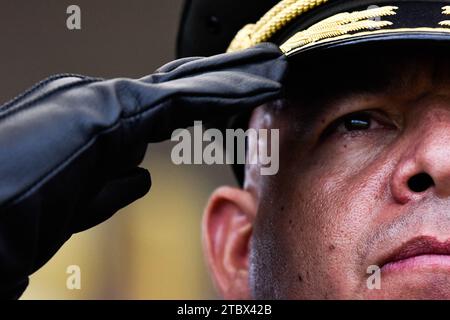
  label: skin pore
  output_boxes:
[203,44,450,299]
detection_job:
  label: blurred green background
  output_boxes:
[0,0,237,299]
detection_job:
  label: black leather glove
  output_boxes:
[0,43,287,299]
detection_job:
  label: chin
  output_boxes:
[364,271,450,299]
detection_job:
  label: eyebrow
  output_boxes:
[282,70,414,137]
[280,44,450,137]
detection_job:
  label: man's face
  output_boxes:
[248,46,450,299]
[203,45,450,299]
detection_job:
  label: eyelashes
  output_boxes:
[320,110,395,140]
[340,113,372,131]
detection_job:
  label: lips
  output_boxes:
[380,236,450,273]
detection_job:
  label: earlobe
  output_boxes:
[202,186,257,299]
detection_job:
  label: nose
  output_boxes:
[391,110,450,203]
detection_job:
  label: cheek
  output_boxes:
[251,132,400,298]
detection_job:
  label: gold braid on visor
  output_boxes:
[227,0,450,56]
[227,0,330,52]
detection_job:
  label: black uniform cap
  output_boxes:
[177,0,278,58]
[177,0,450,184]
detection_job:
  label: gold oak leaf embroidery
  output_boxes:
[280,5,398,53]
[439,6,450,27]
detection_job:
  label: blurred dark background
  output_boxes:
[0,0,180,100]
[0,0,237,299]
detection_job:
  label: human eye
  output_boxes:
[320,110,395,139]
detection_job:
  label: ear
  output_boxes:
[202,186,257,299]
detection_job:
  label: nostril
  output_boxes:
[407,172,434,193]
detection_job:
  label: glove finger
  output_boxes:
[145,43,286,84]
[71,167,151,233]
[126,44,287,142]
[152,56,204,74]
[134,70,285,142]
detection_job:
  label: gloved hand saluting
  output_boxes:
[0,43,287,299]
